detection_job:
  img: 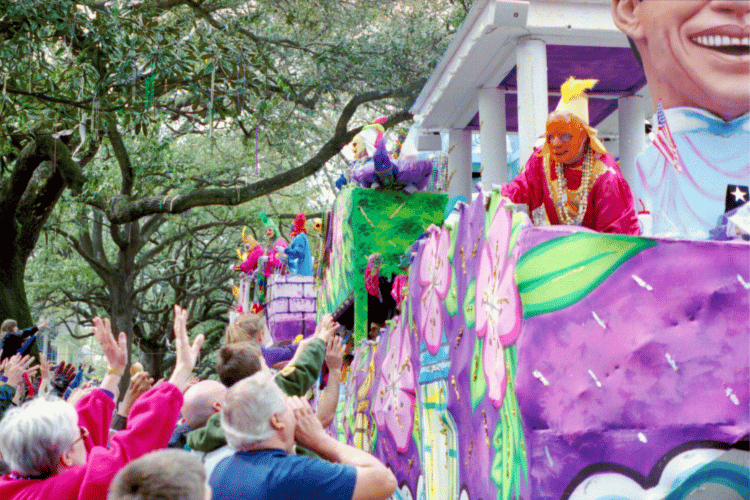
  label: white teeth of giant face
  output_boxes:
[692,35,750,47]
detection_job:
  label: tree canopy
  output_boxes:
[2,0,471,379]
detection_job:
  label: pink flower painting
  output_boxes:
[475,202,522,407]
[372,313,416,453]
[418,226,452,355]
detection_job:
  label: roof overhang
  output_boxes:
[411,0,648,138]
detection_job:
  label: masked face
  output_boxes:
[545,113,589,165]
[624,0,750,121]
[350,136,367,159]
[265,227,275,240]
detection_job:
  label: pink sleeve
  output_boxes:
[239,245,264,273]
[590,159,641,235]
[76,383,184,500]
[75,389,115,449]
[501,151,544,209]
[274,237,289,249]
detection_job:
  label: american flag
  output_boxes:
[652,101,683,173]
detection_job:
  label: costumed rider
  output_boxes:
[259,211,288,277]
[234,228,264,314]
[281,213,313,276]
[501,77,640,235]
[339,118,433,193]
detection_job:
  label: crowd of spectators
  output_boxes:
[0,308,396,500]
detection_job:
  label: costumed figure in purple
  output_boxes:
[344,118,434,193]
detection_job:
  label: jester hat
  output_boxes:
[542,76,608,158]
[352,117,387,157]
[259,212,279,238]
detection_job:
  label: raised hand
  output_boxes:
[289,396,327,449]
[313,314,340,344]
[51,361,76,397]
[168,305,204,392]
[38,353,53,394]
[325,335,345,372]
[118,371,154,417]
[5,355,35,390]
[93,317,127,376]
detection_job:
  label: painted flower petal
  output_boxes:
[420,287,443,355]
[371,314,416,453]
[495,257,522,347]
[475,242,493,338]
[432,228,452,297]
[484,326,507,408]
[487,200,512,265]
[418,227,439,287]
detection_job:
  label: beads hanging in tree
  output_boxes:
[209,62,215,141]
[144,73,155,111]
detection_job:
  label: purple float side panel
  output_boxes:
[266,274,317,341]
[514,228,750,499]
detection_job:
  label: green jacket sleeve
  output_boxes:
[274,338,325,397]
[187,338,325,453]
[186,411,226,452]
[0,383,17,420]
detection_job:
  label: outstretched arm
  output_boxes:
[291,396,397,500]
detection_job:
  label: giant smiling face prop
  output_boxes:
[617,0,750,121]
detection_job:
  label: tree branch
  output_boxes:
[104,93,417,224]
[106,117,134,196]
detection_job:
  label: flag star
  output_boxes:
[731,186,748,203]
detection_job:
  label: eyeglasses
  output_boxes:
[72,425,89,446]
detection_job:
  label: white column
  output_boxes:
[516,37,548,169]
[478,88,508,187]
[448,129,472,202]
[617,95,646,190]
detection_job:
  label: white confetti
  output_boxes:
[637,432,648,443]
[533,369,550,386]
[591,311,607,329]
[588,369,602,387]
[726,387,740,406]
[631,274,653,291]
[738,274,750,289]
[665,353,678,371]
[545,446,554,467]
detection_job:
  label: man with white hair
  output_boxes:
[210,370,397,500]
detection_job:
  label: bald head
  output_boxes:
[181,380,227,430]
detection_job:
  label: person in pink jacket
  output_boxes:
[0,305,204,500]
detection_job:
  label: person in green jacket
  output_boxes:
[187,314,340,454]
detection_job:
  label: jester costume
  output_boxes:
[502,148,640,234]
[502,77,640,236]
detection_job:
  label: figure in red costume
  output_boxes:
[502,77,641,235]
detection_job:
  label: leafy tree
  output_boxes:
[4,0,470,383]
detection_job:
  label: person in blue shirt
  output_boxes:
[209,370,396,500]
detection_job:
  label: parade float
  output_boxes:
[317,186,748,500]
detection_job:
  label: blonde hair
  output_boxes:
[225,314,266,344]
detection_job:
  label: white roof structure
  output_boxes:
[411,0,651,142]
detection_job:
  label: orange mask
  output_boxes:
[545,113,588,165]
